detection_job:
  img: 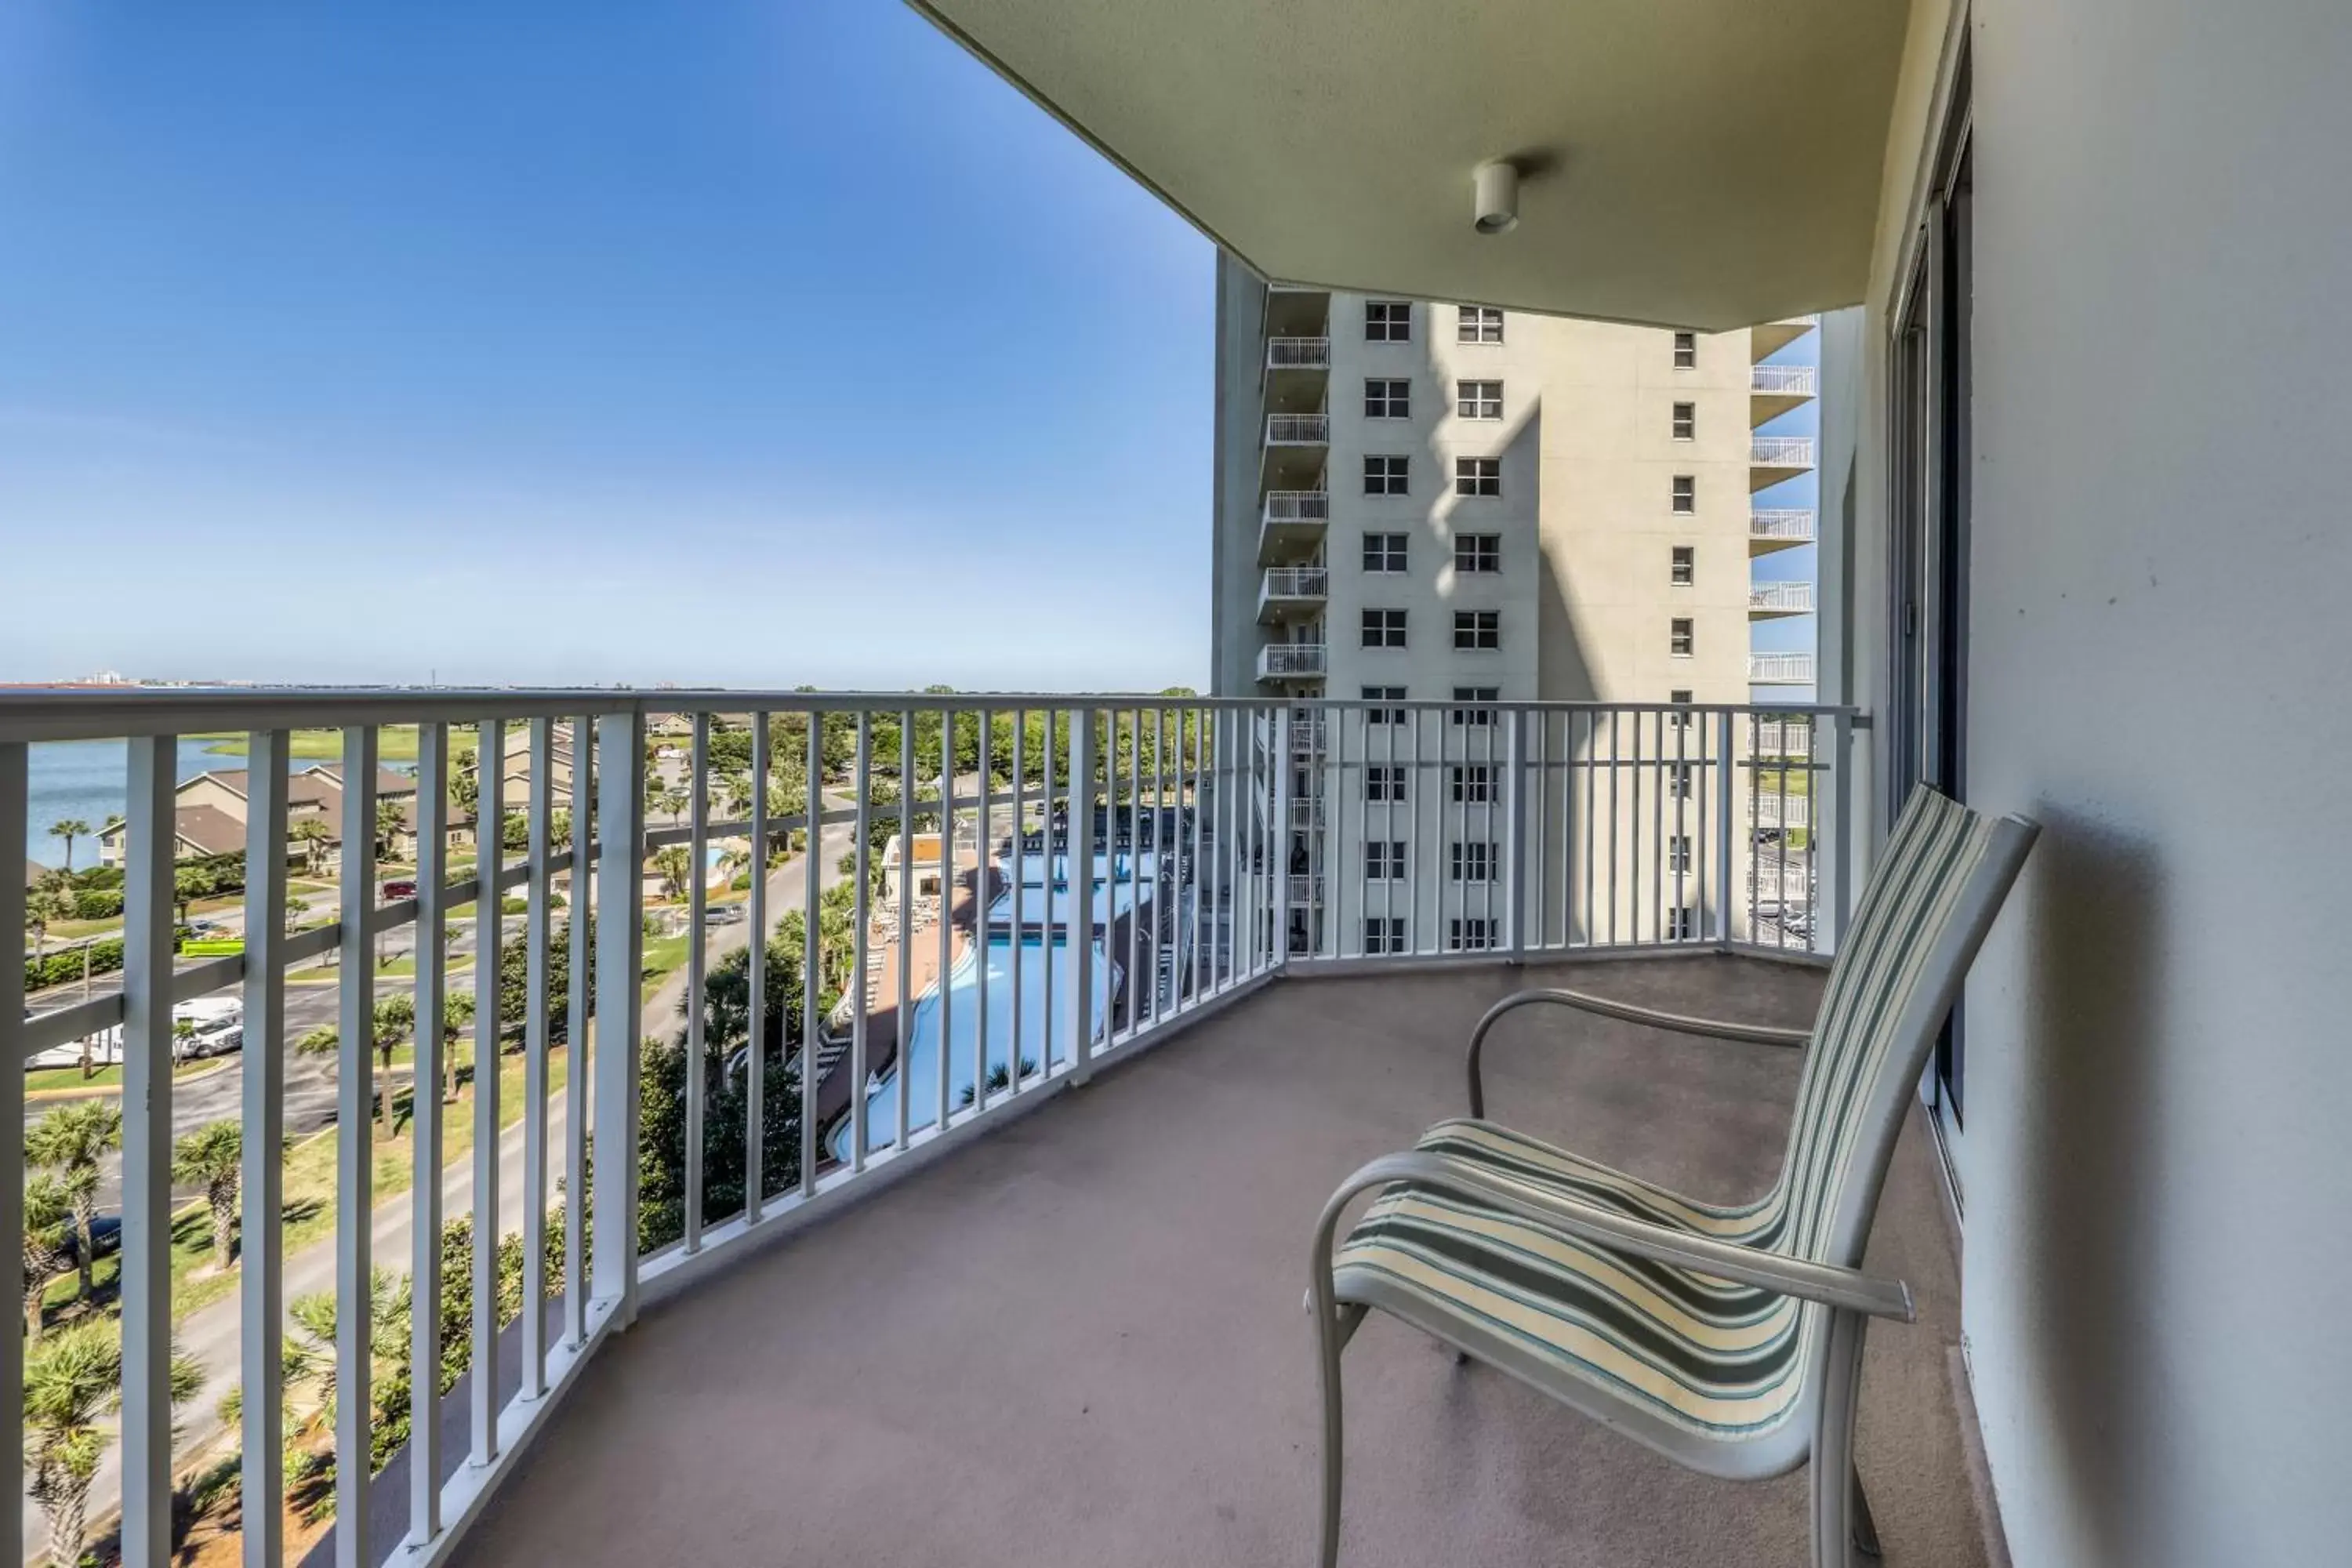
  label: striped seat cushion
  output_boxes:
[1333,1122,1807,1440]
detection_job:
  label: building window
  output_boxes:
[1455,534,1501,573]
[1363,532,1408,572]
[1670,618,1695,657]
[1454,457,1501,497]
[1669,688,1694,728]
[1671,545,1696,586]
[1362,685,1406,724]
[1457,305,1504,343]
[1362,609,1407,649]
[1450,764,1492,804]
[1449,842,1495,882]
[1668,834,1692,873]
[1666,906,1697,941]
[1365,300,1411,342]
[1454,610,1501,651]
[1673,332,1697,369]
[1365,378,1410,418]
[1671,475,1696,514]
[1366,764,1406,801]
[1364,917,1406,954]
[1448,917,1494,951]
[1365,841,1407,880]
[1457,379,1504,419]
[1664,762,1694,799]
[1672,402,1696,441]
[1363,454,1408,495]
[1450,685,1499,724]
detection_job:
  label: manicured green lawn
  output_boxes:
[26,1055,222,1095]
[197,725,477,764]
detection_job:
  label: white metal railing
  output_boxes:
[1260,567,1329,601]
[1749,652,1816,684]
[1261,490,1329,526]
[1265,412,1330,445]
[1750,507,1815,543]
[1748,581,1816,614]
[1257,643,1328,679]
[0,688,1862,1567]
[1750,364,1818,395]
[1265,336,1330,370]
[1750,435,1815,466]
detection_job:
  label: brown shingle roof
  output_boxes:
[172,803,247,858]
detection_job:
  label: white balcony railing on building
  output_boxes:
[1750,652,1817,684]
[1265,412,1330,445]
[1750,364,1819,395]
[1257,642,1328,679]
[0,688,1858,1568]
[1748,581,1816,614]
[1261,490,1329,527]
[1750,507,1815,543]
[1261,567,1329,602]
[1750,435,1815,466]
[1265,336,1330,370]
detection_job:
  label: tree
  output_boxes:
[172,1120,243,1272]
[652,844,696,902]
[296,994,428,1135]
[25,1102,121,1299]
[23,1320,203,1565]
[291,815,333,874]
[23,882,66,970]
[45,818,89,875]
[450,758,481,843]
[434,992,477,1103]
[374,796,407,858]
[496,913,595,1044]
[20,1174,73,1341]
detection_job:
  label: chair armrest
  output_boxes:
[1468,987,1811,1117]
[1312,1149,1914,1323]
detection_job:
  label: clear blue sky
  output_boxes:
[0,2,1217,691]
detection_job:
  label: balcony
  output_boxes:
[1257,641,1327,681]
[1748,580,1815,618]
[1261,413,1330,494]
[1257,564,1329,622]
[1256,488,1330,564]
[1750,315,1820,361]
[1748,506,1814,555]
[1748,362,1818,423]
[1265,335,1331,372]
[1748,435,1815,491]
[5,690,1896,1568]
[1265,412,1330,446]
[1749,652,1817,684]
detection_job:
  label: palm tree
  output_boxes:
[24,1102,121,1299]
[24,883,65,971]
[276,1267,405,1492]
[296,994,416,1136]
[652,844,697,902]
[660,784,691,825]
[291,815,333,875]
[45,818,89,876]
[23,1321,201,1566]
[172,1120,243,1272]
[20,1174,74,1342]
[374,796,407,858]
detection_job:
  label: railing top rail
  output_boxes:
[0,688,1864,742]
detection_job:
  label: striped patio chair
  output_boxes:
[1308,786,2038,1568]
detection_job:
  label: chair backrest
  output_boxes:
[1762,785,2038,1266]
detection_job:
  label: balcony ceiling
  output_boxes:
[906,0,1912,331]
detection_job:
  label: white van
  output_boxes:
[22,995,243,1073]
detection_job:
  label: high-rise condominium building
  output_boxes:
[1207,254,1819,955]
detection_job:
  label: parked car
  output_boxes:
[382,878,419,900]
[59,1213,122,1265]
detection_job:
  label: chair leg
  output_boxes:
[1809,1308,1869,1568]
[1850,1468,1882,1558]
[1314,1298,1348,1568]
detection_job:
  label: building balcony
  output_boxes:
[1748,435,1815,490]
[1265,412,1330,446]
[1261,413,1331,493]
[1265,336,1331,372]
[1257,641,1327,681]
[1748,580,1815,618]
[1748,361,1818,423]
[1750,314,1820,361]
[1257,488,1330,564]
[1287,871,1325,906]
[1258,564,1329,622]
[1749,651,1817,684]
[1749,506,1814,555]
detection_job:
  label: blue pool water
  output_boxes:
[828,931,1116,1160]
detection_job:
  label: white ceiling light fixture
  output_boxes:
[1473,160,1519,235]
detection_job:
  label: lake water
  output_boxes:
[20,739,410,869]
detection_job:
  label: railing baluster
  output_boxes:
[411,721,450,1547]
[747,712,769,1220]
[564,717,591,1348]
[685,713,708,1250]
[523,716,554,1392]
[895,711,913,1152]
[851,713,873,1170]
[0,743,23,1563]
[1009,710,1026,1090]
[332,724,376,1568]
[801,711,822,1198]
[937,709,954,1126]
[1070,710,1097,1082]
[973,706,992,1110]
[1040,710,1055,1068]
[232,730,289,1565]
[473,719,503,1465]
[1150,706,1165,1016]
[591,710,644,1323]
